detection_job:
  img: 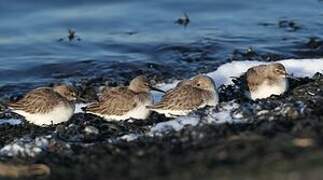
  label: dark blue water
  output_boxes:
[0,0,323,89]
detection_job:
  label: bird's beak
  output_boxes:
[149,86,165,93]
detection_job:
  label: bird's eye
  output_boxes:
[196,83,201,87]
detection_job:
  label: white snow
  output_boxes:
[75,103,89,113]
[0,136,51,157]
[117,101,243,141]
[119,134,140,142]
[207,59,323,86]
[84,126,99,135]
[206,101,245,124]
[150,115,200,135]
[153,59,323,94]
[0,118,22,125]
[118,115,201,141]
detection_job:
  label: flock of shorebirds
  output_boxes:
[5,62,291,126]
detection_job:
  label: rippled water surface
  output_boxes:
[0,0,323,90]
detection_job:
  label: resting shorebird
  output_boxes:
[244,63,289,100]
[8,85,78,126]
[84,75,164,121]
[147,75,218,118]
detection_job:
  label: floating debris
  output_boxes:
[306,37,323,49]
[278,19,301,32]
[175,13,190,27]
[57,29,81,42]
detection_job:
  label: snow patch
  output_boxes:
[208,59,323,86]
[0,118,22,125]
[119,134,140,142]
[153,59,323,95]
[207,101,245,124]
[149,115,200,135]
[0,136,51,157]
[74,103,89,113]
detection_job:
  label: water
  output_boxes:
[0,0,323,92]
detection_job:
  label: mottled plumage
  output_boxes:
[148,75,218,117]
[8,85,77,126]
[244,63,288,100]
[9,88,67,114]
[85,75,163,121]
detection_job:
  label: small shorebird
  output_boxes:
[147,75,218,118]
[244,63,289,100]
[84,75,164,121]
[8,85,78,126]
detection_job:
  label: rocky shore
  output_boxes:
[0,72,322,180]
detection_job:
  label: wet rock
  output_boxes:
[230,48,284,62]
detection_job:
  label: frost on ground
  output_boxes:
[206,100,245,124]
[149,101,245,135]
[119,100,245,142]
[0,135,72,158]
[0,136,51,157]
[149,115,200,135]
[0,118,22,125]
[74,103,89,113]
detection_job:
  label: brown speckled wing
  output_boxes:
[8,88,65,114]
[151,85,210,110]
[246,66,267,91]
[165,79,191,94]
[86,87,138,116]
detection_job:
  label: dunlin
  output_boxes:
[84,75,164,121]
[147,75,218,118]
[8,85,78,126]
[244,63,288,100]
